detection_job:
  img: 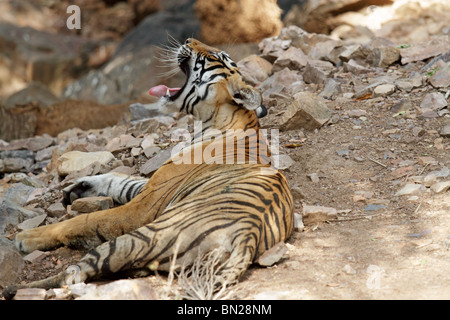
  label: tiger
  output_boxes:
[7,38,294,296]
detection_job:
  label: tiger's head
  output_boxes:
[150,38,267,130]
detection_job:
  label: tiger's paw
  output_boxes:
[15,225,62,253]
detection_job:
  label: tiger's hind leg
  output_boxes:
[13,198,262,291]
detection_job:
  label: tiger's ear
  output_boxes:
[231,86,261,111]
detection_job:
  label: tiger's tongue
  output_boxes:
[148,85,180,97]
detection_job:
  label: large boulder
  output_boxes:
[195,0,283,44]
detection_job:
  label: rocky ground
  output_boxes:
[1,0,450,300]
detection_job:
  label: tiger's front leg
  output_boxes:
[15,164,193,253]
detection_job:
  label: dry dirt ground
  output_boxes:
[12,81,449,300]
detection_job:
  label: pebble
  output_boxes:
[440,125,450,138]
[256,242,289,267]
[343,264,357,275]
[293,213,304,232]
[307,172,320,183]
[76,279,158,300]
[364,204,386,212]
[430,181,450,194]
[46,202,66,217]
[23,250,47,263]
[71,196,114,213]
[302,205,337,224]
[373,83,395,97]
[420,92,448,110]
[17,214,47,231]
[395,183,425,196]
[13,288,46,300]
[56,151,115,177]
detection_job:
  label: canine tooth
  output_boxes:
[166,88,170,96]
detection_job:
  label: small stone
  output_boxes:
[279,92,331,131]
[290,185,305,200]
[343,264,357,275]
[395,183,425,196]
[17,214,47,231]
[71,197,114,213]
[68,283,98,298]
[140,148,172,176]
[0,242,24,288]
[423,173,438,187]
[337,149,350,157]
[302,60,335,85]
[46,288,71,300]
[130,147,142,157]
[319,78,341,100]
[417,156,437,166]
[293,213,304,232]
[420,92,448,110]
[276,154,295,170]
[56,151,115,177]
[143,146,161,158]
[46,202,66,218]
[76,279,158,300]
[343,59,372,74]
[13,288,47,300]
[440,125,450,138]
[430,181,450,194]
[364,204,386,212]
[302,205,337,224]
[272,47,308,72]
[237,54,273,86]
[307,173,320,183]
[373,84,395,97]
[23,250,46,263]
[347,109,367,118]
[256,242,288,267]
[429,62,450,89]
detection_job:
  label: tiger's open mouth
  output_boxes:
[149,47,190,101]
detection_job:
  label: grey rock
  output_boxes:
[364,204,386,212]
[319,78,342,100]
[293,213,304,232]
[420,92,448,110]
[17,214,47,231]
[13,288,46,300]
[23,250,47,263]
[46,202,67,218]
[343,59,372,74]
[0,238,24,288]
[302,60,334,84]
[440,125,450,137]
[302,205,337,224]
[76,279,158,300]
[279,92,331,131]
[71,197,114,213]
[256,242,288,267]
[373,84,396,97]
[272,46,308,72]
[430,181,450,194]
[429,62,450,89]
[395,183,426,196]
[237,54,273,86]
[399,36,450,64]
[140,148,172,176]
[0,201,40,234]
